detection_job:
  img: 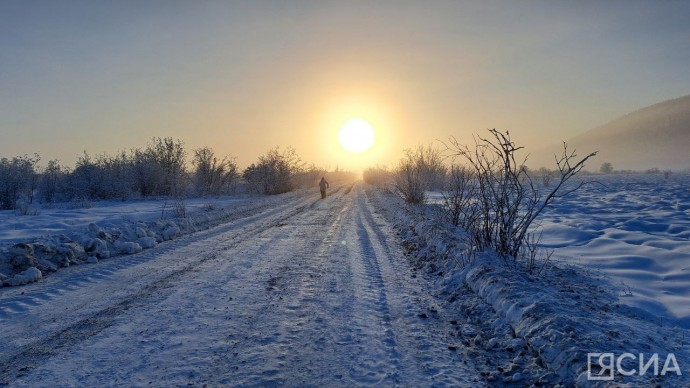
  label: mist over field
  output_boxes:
[530,95,690,171]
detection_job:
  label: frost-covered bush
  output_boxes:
[292,164,326,190]
[441,165,477,227]
[0,154,39,210]
[599,162,613,174]
[99,151,137,200]
[243,147,304,195]
[192,146,239,195]
[535,167,555,187]
[68,152,136,201]
[38,159,69,203]
[394,161,426,204]
[363,166,393,187]
[393,145,446,204]
[133,137,187,197]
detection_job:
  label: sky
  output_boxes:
[1,0,689,171]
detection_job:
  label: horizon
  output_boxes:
[2,1,689,171]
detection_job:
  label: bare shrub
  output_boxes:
[519,232,554,275]
[448,129,597,267]
[442,165,476,227]
[174,198,187,218]
[394,161,426,204]
[535,167,555,187]
[133,137,187,197]
[69,151,136,201]
[292,163,326,190]
[149,137,187,196]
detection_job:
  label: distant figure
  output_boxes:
[319,177,329,199]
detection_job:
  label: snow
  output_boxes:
[0,196,252,244]
[4,267,42,287]
[0,184,482,386]
[384,174,690,386]
[1,175,689,386]
[539,173,690,328]
[0,194,293,286]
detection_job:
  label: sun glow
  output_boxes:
[338,118,375,153]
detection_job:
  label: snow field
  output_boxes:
[539,173,690,328]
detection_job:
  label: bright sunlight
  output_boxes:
[338,118,375,153]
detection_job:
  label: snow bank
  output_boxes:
[0,217,184,287]
[5,267,42,286]
[370,184,689,386]
[0,192,306,288]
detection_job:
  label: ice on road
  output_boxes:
[0,183,480,387]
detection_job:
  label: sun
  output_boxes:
[338,118,375,153]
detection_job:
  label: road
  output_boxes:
[0,183,481,387]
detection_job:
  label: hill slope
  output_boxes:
[530,95,690,171]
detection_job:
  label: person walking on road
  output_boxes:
[319,177,329,199]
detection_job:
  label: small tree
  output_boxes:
[132,137,187,197]
[535,167,555,187]
[38,159,68,203]
[0,154,40,210]
[152,137,187,196]
[394,160,426,204]
[243,147,304,195]
[69,152,106,200]
[600,162,613,174]
[192,146,239,195]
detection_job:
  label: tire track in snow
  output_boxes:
[221,183,483,386]
[346,205,402,384]
[0,190,327,386]
[0,188,335,320]
[208,188,353,386]
[353,185,484,386]
[1,182,481,386]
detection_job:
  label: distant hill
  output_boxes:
[529,95,690,171]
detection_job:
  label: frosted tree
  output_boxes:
[0,154,40,210]
[192,146,239,195]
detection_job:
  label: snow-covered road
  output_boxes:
[0,183,480,387]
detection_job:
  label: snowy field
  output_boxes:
[428,173,690,329]
[538,173,690,329]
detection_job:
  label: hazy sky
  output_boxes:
[1,0,689,170]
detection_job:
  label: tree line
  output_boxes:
[0,137,338,212]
